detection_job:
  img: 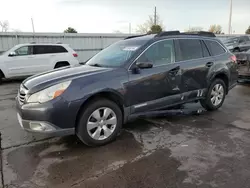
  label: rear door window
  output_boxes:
[33,45,47,55]
[33,45,68,55]
[176,39,203,61]
[204,40,226,56]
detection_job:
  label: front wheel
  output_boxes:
[76,99,123,146]
[200,79,226,111]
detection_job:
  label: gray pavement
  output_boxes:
[0,81,250,188]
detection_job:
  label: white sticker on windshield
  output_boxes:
[123,46,139,51]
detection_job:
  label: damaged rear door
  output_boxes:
[175,38,212,99]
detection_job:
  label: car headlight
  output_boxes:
[27,81,71,103]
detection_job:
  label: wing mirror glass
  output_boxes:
[136,61,153,69]
[9,52,17,57]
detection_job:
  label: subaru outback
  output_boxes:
[16,31,238,146]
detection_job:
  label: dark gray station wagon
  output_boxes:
[16,31,238,146]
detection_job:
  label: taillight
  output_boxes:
[73,53,78,57]
[230,55,237,63]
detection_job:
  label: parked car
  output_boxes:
[16,31,238,146]
[235,49,250,80]
[223,36,250,52]
[0,43,79,83]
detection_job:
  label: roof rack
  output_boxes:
[182,31,216,37]
[29,42,63,44]
[124,34,147,40]
[124,31,216,40]
[154,31,181,37]
[154,30,216,38]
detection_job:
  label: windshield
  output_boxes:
[224,37,239,44]
[86,39,148,67]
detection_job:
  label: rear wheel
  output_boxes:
[76,99,123,146]
[200,79,226,111]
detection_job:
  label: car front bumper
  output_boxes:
[16,98,75,136]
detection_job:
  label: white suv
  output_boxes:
[0,43,80,83]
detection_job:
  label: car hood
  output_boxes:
[23,65,112,93]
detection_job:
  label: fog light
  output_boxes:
[29,122,55,132]
[30,122,44,131]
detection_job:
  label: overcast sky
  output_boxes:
[0,0,249,34]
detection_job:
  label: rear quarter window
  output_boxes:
[204,40,226,56]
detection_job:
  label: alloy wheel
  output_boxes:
[211,83,224,106]
[87,107,117,141]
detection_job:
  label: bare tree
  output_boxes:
[137,14,164,34]
[245,26,250,34]
[208,24,222,34]
[0,20,9,32]
[113,30,123,34]
[185,26,203,32]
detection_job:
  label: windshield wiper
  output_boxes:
[89,63,103,67]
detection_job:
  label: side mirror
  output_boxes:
[9,52,16,57]
[136,61,153,69]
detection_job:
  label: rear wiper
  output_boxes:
[89,63,102,67]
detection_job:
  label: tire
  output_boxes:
[0,71,3,84]
[76,99,123,146]
[54,62,69,69]
[200,79,226,111]
[234,48,240,52]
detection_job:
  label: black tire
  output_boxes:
[76,99,123,147]
[200,79,226,111]
[54,62,69,69]
[0,71,3,84]
[234,48,240,52]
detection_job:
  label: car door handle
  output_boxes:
[169,66,180,76]
[206,62,214,67]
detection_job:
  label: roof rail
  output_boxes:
[124,34,147,40]
[154,31,181,37]
[154,31,216,38]
[182,31,216,37]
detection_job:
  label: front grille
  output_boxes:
[18,92,26,104]
[18,84,28,105]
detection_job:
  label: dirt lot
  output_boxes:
[1,81,250,188]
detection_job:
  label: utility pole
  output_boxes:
[129,23,131,34]
[31,18,35,33]
[154,6,157,25]
[228,0,232,34]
